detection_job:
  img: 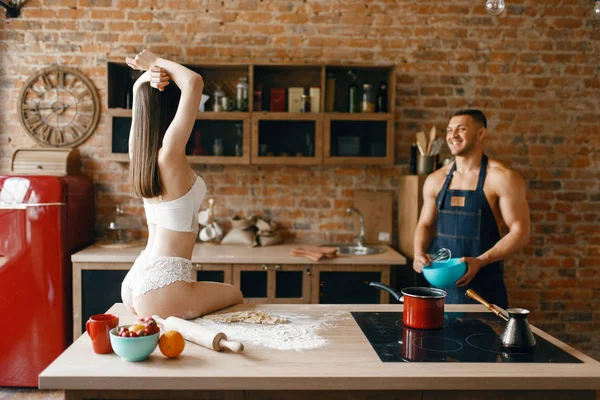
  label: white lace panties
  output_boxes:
[121,251,194,306]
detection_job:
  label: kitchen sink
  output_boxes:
[322,244,387,256]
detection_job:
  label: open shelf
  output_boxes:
[106,62,396,166]
[253,65,323,112]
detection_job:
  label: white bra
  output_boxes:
[143,176,206,232]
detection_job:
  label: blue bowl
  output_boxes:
[109,327,159,362]
[423,257,467,288]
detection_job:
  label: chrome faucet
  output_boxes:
[346,207,367,248]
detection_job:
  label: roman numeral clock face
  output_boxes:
[18,66,100,147]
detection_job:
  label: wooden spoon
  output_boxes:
[426,126,436,155]
[416,131,427,156]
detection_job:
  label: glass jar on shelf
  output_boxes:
[234,122,243,156]
[213,86,225,112]
[361,84,375,113]
[236,77,249,111]
[212,138,223,156]
[348,70,358,113]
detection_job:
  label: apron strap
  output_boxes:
[476,154,489,192]
[437,162,456,209]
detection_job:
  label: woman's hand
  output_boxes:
[150,66,170,91]
[125,49,159,71]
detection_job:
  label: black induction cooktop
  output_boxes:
[352,312,582,363]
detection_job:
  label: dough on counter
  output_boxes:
[203,311,289,324]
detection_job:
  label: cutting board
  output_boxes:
[352,191,393,245]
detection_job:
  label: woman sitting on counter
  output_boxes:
[120,49,243,319]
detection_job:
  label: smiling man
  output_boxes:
[412,109,531,308]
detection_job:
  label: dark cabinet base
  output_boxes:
[81,270,128,334]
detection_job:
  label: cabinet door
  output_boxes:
[106,109,251,164]
[186,116,251,165]
[194,263,233,284]
[233,264,311,304]
[312,265,390,304]
[323,113,394,165]
[80,269,129,335]
[251,113,323,165]
[397,175,427,260]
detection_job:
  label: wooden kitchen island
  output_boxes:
[41,304,600,400]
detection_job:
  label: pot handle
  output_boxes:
[465,289,508,321]
[369,282,404,303]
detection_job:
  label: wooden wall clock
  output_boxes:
[18,66,100,148]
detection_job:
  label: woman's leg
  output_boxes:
[133,281,243,320]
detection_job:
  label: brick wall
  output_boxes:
[1,0,598,359]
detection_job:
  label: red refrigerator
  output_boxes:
[0,174,95,387]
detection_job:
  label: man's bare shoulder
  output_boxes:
[486,158,526,191]
[423,164,452,195]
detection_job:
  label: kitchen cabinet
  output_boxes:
[397,175,427,260]
[73,261,232,338]
[312,265,390,304]
[233,264,311,304]
[195,263,232,284]
[71,243,406,338]
[107,62,251,164]
[251,112,322,164]
[323,113,394,165]
[323,66,396,165]
[106,61,396,166]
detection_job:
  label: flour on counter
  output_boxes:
[203,310,290,325]
[192,311,347,351]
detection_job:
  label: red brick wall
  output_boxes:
[1,1,598,359]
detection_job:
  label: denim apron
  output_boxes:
[429,154,508,309]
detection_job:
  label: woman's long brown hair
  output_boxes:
[129,82,181,198]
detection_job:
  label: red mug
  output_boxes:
[86,314,119,354]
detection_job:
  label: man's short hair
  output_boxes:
[451,109,487,128]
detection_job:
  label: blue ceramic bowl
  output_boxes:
[109,327,159,362]
[423,258,467,288]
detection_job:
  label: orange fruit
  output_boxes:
[159,330,185,358]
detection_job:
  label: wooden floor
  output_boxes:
[0,388,64,400]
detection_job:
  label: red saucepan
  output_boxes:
[370,282,447,330]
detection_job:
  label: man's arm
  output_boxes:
[413,174,440,273]
[479,169,530,264]
[456,169,530,286]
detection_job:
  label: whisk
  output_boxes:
[430,248,451,263]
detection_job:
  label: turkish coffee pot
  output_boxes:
[465,289,536,350]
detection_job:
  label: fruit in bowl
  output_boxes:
[109,317,160,362]
[117,316,160,337]
[422,258,467,288]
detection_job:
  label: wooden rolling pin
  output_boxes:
[465,289,509,321]
[153,315,244,353]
